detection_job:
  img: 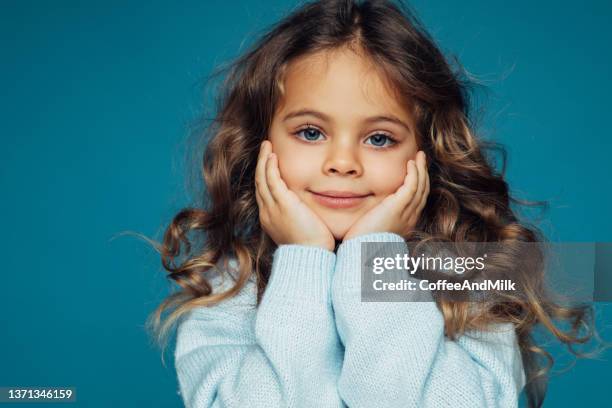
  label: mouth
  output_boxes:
[309,190,372,209]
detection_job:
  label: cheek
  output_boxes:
[276,155,311,190]
[269,129,321,191]
[269,135,306,190]
[366,159,407,195]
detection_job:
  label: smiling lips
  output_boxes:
[310,190,372,209]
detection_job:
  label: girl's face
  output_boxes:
[268,48,419,241]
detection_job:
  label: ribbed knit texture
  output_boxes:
[174,233,526,407]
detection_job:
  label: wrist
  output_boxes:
[341,231,405,245]
[296,239,334,252]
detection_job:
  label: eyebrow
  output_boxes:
[282,109,412,133]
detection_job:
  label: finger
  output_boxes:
[267,153,295,207]
[394,159,419,207]
[254,144,272,224]
[403,156,424,216]
[255,141,275,208]
[405,151,426,214]
[416,164,430,214]
[254,184,271,227]
[415,151,426,203]
[265,152,282,206]
[254,179,264,209]
[419,153,430,203]
[425,165,430,196]
[381,159,417,215]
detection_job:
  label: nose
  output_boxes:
[322,139,363,176]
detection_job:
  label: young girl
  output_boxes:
[146,1,603,407]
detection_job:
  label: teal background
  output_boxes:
[1,0,610,406]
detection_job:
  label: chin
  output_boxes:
[330,228,348,241]
[309,209,362,242]
[302,198,365,241]
[323,221,352,241]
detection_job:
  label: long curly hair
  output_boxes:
[138,1,607,407]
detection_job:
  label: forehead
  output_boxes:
[276,48,413,121]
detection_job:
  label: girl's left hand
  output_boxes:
[343,151,430,241]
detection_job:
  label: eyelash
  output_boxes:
[292,124,399,149]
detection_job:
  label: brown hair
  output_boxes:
[135,1,608,406]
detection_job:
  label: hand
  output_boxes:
[255,140,336,252]
[343,150,430,241]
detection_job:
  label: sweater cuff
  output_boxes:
[264,244,336,303]
[335,232,408,290]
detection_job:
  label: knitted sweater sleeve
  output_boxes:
[331,232,526,408]
[173,245,345,408]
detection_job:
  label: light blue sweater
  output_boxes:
[174,232,526,407]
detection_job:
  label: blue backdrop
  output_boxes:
[1,1,610,406]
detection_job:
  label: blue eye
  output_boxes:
[293,125,398,149]
[295,126,324,141]
[365,133,397,148]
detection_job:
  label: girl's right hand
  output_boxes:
[255,140,335,252]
